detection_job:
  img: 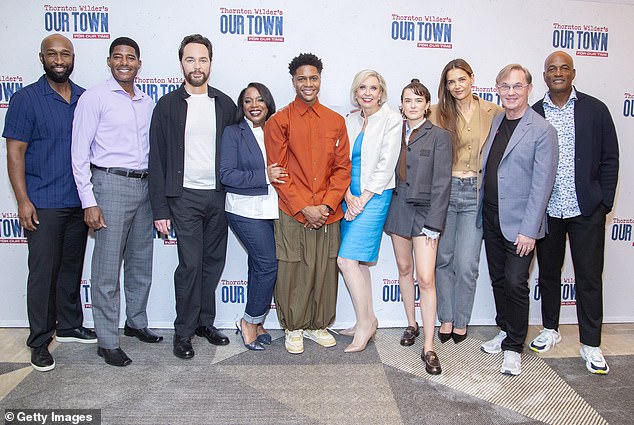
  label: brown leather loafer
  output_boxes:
[400,323,420,346]
[422,350,442,375]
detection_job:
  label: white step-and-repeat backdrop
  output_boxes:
[1,0,633,329]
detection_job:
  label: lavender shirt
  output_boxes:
[71,78,154,208]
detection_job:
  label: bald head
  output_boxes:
[40,33,73,54]
[543,50,575,96]
[40,34,75,84]
[544,50,573,71]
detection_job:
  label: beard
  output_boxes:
[44,61,74,83]
[184,71,208,87]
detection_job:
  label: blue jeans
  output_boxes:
[435,177,483,329]
[227,213,277,324]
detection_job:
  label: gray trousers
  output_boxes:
[90,169,153,349]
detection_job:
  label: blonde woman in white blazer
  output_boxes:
[337,70,401,353]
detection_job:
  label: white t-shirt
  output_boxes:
[183,93,216,189]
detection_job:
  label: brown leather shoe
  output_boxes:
[400,323,420,346]
[423,350,442,375]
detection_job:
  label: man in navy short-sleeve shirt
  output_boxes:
[3,33,96,372]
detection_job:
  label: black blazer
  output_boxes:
[148,84,237,220]
[219,119,268,196]
[533,90,619,216]
[396,120,452,233]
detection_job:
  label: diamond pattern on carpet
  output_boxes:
[375,329,607,425]
[222,363,403,425]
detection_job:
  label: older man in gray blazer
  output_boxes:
[478,64,558,376]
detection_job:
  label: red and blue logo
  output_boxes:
[43,4,110,39]
[391,13,453,49]
[551,22,608,57]
[219,6,285,42]
[0,212,27,244]
[0,75,23,108]
[135,76,182,103]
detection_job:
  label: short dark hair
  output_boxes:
[235,82,276,123]
[401,79,432,118]
[288,53,323,76]
[109,37,140,58]
[179,34,213,61]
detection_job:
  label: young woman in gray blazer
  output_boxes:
[384,80,452,375]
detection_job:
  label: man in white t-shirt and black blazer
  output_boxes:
[148,34,237,359]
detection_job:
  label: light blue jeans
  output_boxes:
[435,177,483,329]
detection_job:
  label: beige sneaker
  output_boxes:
[304,329,337,347]
[285,329,304,354]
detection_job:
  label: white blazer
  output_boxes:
[345,103,402,195]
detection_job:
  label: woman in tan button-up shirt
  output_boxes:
[430,59,502,345]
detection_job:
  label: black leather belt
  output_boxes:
[91,165,148,179]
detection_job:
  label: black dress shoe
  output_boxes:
[438,328,452,344]
[400,323,420,346]
[124,322,164,343]
[195,326,230,346]
[97,347,132,367]
[451,330,468,344]
[56,327,97,344]
[173,335,194,359]
[422,350,442,375]
[31,345,55,372]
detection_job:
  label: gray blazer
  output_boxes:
[396,120,452,232]
[479,107,558,241]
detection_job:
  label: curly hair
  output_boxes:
[288,53,323,76]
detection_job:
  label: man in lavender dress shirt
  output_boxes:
[71,37,162,367]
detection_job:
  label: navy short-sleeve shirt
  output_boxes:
[2,75,84,208]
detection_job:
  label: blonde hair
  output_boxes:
[349,69,388,107]
[496,63,532,85]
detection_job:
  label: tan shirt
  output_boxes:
[454,108,481,173]
[430,96,502,173]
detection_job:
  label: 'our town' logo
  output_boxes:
[610,217,633,246]
[0,75,23,108]
[623,93,634,118]
[81,278,92,308]
[43,4,110,39]
[473,86,501,106]
[551,22,608,57]
[220,279,247,304]
[219,7,284,42]
[0,212,27,244]
[382,278,420,307]
[391,13,453,49]
[135,77,183,103]
[533,277,577,306]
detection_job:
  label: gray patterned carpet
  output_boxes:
[1,327,632,425]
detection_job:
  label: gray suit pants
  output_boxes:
[90,169,153,349]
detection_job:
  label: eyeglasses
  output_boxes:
[496,83,529,94]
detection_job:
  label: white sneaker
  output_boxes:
[481,330,507,354]
[284,329,304,354]
[500,350,522,375]
[580,345,610,374]
[303,329,337,347]
[529,328,562,353]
